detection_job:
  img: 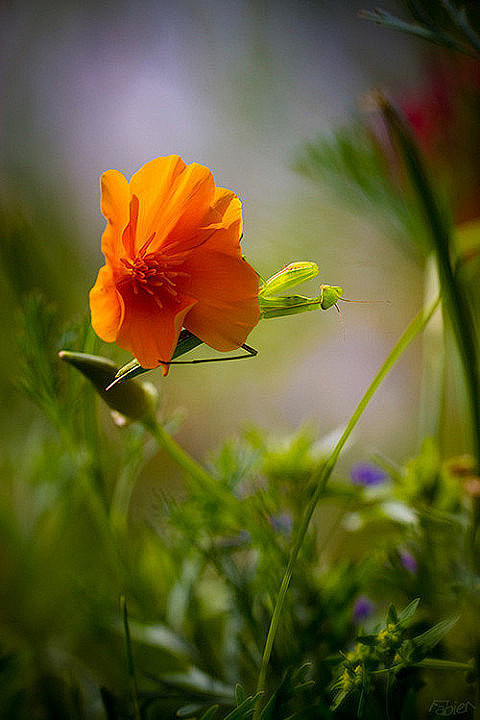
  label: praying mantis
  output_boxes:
[107,261,355,389]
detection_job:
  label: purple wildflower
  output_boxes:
[400,550,418,574]
[350,462,388,487]
[353,595,374,624]
[269,512,293,536]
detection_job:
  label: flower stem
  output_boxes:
[253,297,440,716]
[143,415,217,488]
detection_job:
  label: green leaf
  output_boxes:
[357,635,378,647]
[177,703,205,717]
[359,8,479,58]
[410,615,460,658]
[397,598,421,626]
[295,121,425,257]
[223,693,263,720]
[155,667,234,704]
[199,707,219,720]
[387,604,398,625]
[357,686,367,718]
[258,692,276,720]
[119,619,195,661]
[379,96,480,471]
[331,687,349,711]
[112,329,204,386]
[292,663,312,685]
[235,684,247,705]
[171,330,205,360]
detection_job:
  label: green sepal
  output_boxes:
[397,598,420,626]
[111,330,205,387]
[171,329,205,359]
[58,350,157,421]
[408,615,460,661]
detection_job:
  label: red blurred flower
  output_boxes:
[89,156,260,372]
[400,56,480,224]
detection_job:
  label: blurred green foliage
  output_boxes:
[295,121,429,260]
[362,0,480,59]
[0,295,477,719]
[3,4,480,719]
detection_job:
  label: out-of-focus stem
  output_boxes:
[417,255,445,444]
[143,415,217,489]
[380,97,480,484]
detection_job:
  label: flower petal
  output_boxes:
[181,249,260,350]
[89,264,124,342]
[129,156,186,245]
[162,162,216,247]
[180,187,243,253]
[115,284,197,370]
[130,157,216,253]
[100,170,130,264]
[210,187,243,234]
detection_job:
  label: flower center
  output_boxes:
[120,237,189,309]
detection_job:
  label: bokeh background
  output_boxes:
[2,0,430,472]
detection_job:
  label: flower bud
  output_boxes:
[59,350,157,422]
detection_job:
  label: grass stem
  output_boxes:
[380,97,480,481]
[253,297,440,717]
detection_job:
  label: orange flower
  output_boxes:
[89,156,260,372]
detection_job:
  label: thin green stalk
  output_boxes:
[253,297,440,717]
[142,415,217,488]
[380,97,480,476]
[121,595,141,720]
[417,256,445,444]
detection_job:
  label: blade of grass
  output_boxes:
[379,95,480,507]
[121,595,141,720]
[253,296,440,718]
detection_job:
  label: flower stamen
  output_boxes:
[119,248,190,305]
